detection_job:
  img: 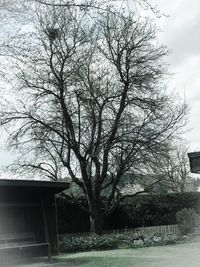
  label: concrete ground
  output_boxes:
[16,263,68,267]
[2,258,68,267]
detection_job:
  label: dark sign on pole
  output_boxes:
[188,152,200,174]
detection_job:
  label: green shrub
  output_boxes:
[57,192,200,233]
[176,208,200,235]
[59,232,134,252]
[59,231,181,252]
[119,192,200,228]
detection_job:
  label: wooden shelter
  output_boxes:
[0,179,69,263]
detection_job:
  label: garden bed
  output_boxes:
[59,227,180,253]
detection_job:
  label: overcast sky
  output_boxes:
[157,0,200,151]
[0,0,199,170]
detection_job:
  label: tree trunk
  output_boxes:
[88,200,103,235]
[90,210,103,235]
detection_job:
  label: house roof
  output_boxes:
[188,151,200,158]
[0,179,69,195]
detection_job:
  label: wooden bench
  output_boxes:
[0,232,52,263]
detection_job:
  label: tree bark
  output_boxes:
[88,200,103,235]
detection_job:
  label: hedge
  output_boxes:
[57,192,200,234]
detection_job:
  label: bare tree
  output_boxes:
[147,141,199,193]
[0,2,187,233]
[32,0,162,16]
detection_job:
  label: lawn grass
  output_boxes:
[56,241,200,267]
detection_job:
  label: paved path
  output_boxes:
[2,258,68,267]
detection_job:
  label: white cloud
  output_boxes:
[155,0,200,151]
[158,1,200,65]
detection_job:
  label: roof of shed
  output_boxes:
[0,179,69,194]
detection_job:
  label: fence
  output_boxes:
[59,224,180,238]
[111,224,180,236]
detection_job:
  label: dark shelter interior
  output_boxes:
[0,179,69,264]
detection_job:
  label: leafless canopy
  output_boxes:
[0,1,187,233]
[147,141,198,193]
